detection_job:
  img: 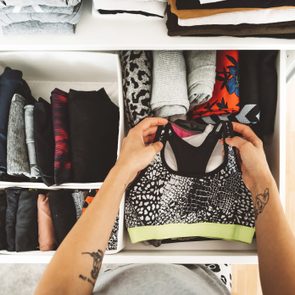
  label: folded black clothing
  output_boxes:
[34,98,55,186]
[0,67,35,175]
[15,190,38,252]
[239,51,278,135]
[5,188,22,251]
[167,7,295,38]
[48,190,76,246]
[176,0,295,9]
[68,88,119,182]
[259,51,278,135]
[0,190,7,250]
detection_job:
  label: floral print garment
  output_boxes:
[190,50,240,118]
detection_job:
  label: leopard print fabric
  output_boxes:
[120,51,152,129]
[125,123,255,243]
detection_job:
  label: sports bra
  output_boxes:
[125,122,255,244]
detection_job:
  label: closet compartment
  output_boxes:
[0,51,286,265]
[0,51,126,255]
[118,50,286,264]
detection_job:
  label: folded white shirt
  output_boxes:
[178,7,295,26]
[93,0,167,17]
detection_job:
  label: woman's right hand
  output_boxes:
[225,122,275,194]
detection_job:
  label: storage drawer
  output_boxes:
[0,50,286,264]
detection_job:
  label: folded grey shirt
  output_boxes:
[0,0,81,7]
[0,3,82,25]
[0,4,78,14]
[2,21,75,35]
[94,264,230,295]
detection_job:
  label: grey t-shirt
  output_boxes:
[93,264,230,295]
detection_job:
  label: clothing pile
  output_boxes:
[0,188,119,252]
[0,0,83,35]
[93,0,167,18]
[120,50,278,137]
[0,67,119,185]
[121,50,278,247]
[167,0,295,38]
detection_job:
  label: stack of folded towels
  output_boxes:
[167,0,295,38]
[0,0,83,35]
[93,0,167,19]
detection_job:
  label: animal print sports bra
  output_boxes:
[125,122,256,244]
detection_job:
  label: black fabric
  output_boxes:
[0,190,7,250]
[5,188,22,251]
[168,124,220,174]
[34,98,55,186]
[68,88,119,182]
[98,9,162,18]
[48,190,76,246]
[259,51,278,135]
[176,0,295,9]
[167,7,295,38]
[15,190,38,252]
[0,67,35,175]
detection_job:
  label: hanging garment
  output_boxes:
[0,190,7,250]
[125,122,255,244]
[34,98,55,186]
[68,88,119,183]
[50,88,72,185]
[5,188,22,251]
[185,51,216,107]
[7,93,31,177]
[37,194,56,251]
[120,51,152,128]
[171,122,201,138]
[48,190,76,246]
[15,189,38,252]
[72,190,87,219]
[151,51,189,117]
[24,105,41,178]
[166,7,295,38]
[191,51,240,118]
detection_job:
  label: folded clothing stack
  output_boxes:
[0,0,83,35]
[93,0,167,19]
[167,0,295,38]
[120,50,278,137]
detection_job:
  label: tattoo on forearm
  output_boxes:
[78,249,104,287]
[254,188,270,219]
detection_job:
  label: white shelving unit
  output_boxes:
[0,0,288,265]
[0,0,295,51]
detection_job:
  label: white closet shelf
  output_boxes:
[1,1,295,51]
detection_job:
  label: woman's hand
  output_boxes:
[225,122,274,194]
[115,117,168,184]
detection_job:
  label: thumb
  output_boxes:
[149,141,164,154]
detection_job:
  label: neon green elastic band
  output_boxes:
[128,222,255,244]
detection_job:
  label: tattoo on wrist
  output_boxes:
[254,188,270,219]
[78,249,104,287]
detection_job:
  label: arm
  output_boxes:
[226,122,295,295]
[35,117,167,295]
